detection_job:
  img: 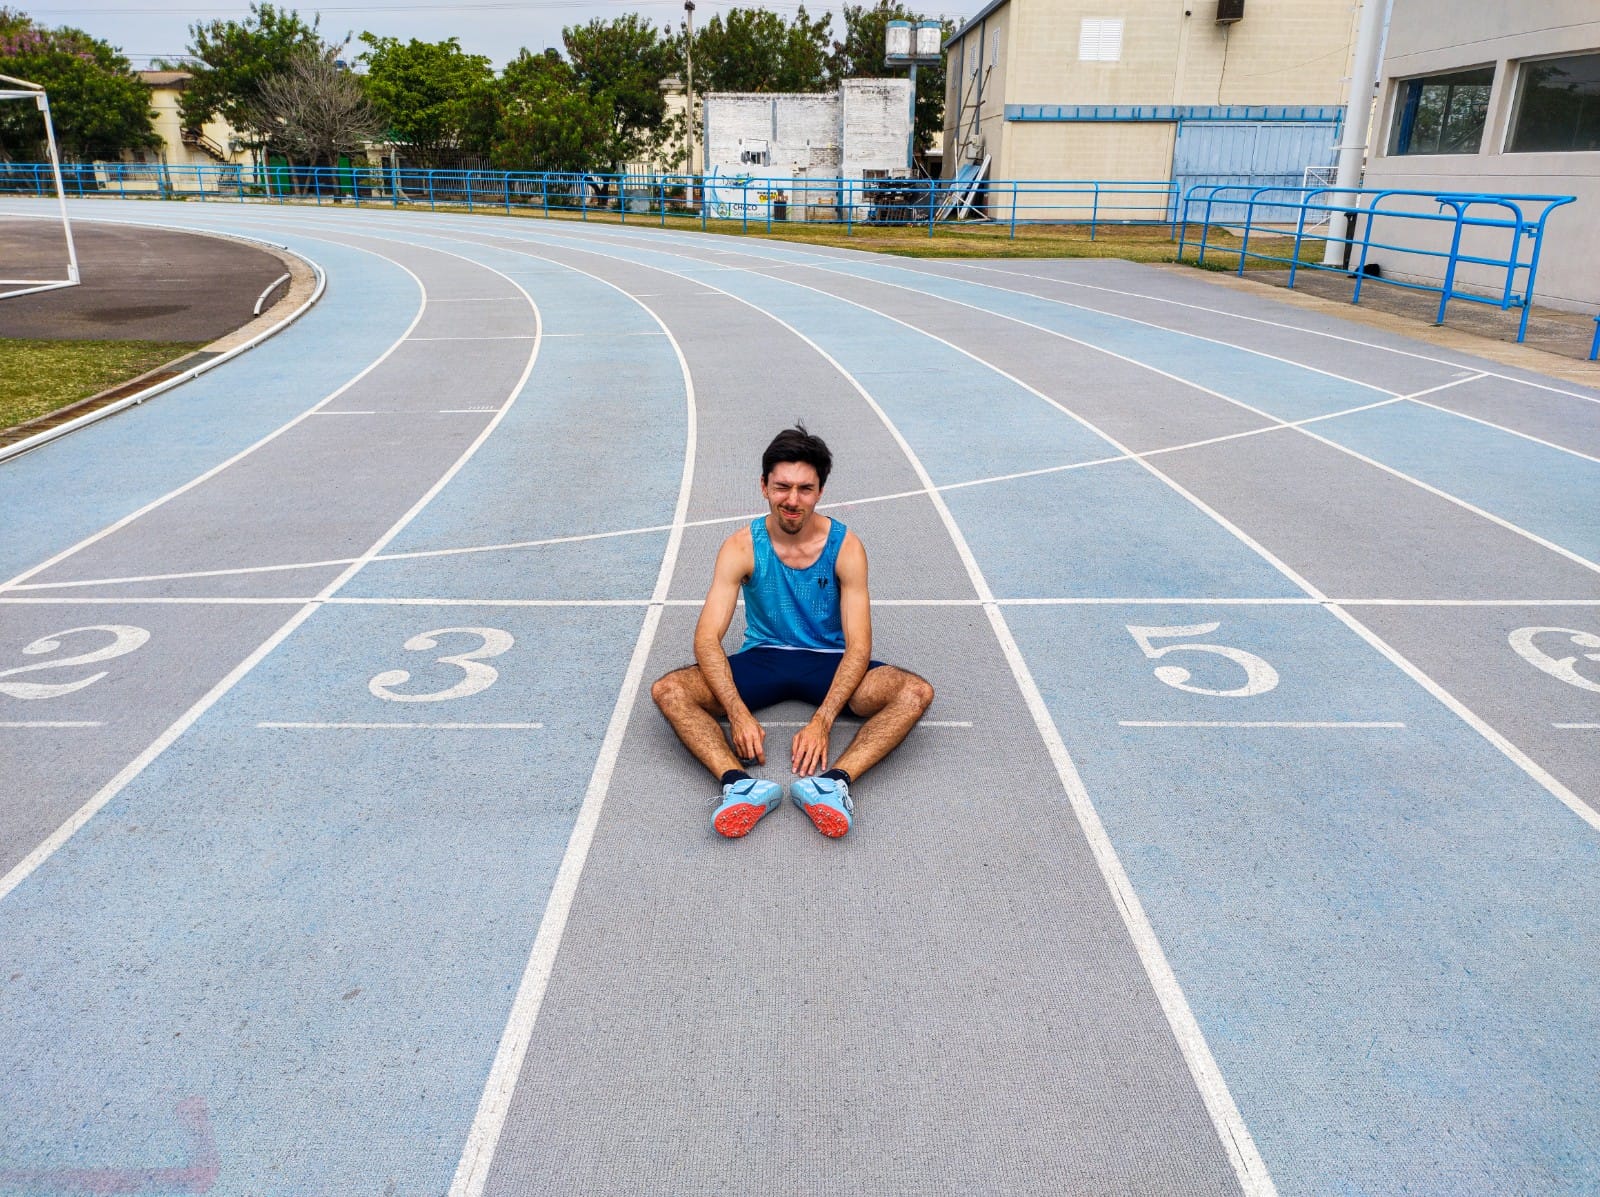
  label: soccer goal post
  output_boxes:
[1,72,80,299]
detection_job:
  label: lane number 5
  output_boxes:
[0,625,151,700]
[369,627,514,703]
[1126,622,1280,698]
[1508,626,1600,694]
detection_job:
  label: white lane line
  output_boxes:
[449,257,697,1197]
[409,335,537,341]
[801,262,1600,574]
[0,597,309,605]
[541,331,666,338]
[257,722,544,730]
[0,241,430,595]
[440,408,499,413]
[946,260,1600,407]
[756,719,974,728]
[1119,721,1406,729]
[693,252,1600,840]
[1554,723,1600,730]
[551,251,1276,1196]
[1406,395,1600,466]
[313,410,384,415]
[0,244,543,907]
[0,721,104,728]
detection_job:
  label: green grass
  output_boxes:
[0,339,204,431]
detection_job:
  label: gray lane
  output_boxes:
[1353,603,1600,814]
[0,602,293,879]
[468,232,1244,1195]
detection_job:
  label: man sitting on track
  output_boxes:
[651,425,935,839]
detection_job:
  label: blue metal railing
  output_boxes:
[1590,314,1599,362]
[1176,183,1576,342]
[0,161,1183,239]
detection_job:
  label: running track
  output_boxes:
[2,199,1599,1196]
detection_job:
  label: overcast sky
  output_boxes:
[21,0,980,70]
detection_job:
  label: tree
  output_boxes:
[833,1,952,159]
[358,34,496,166]
[244,47,377,166]
[562,15,678,170]
[691,6,832,94]
[0,8,160,161]
[169,3,327,134]
[492,48,610,174]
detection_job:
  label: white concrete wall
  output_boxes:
[1363,1,1600,311]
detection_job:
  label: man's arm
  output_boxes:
[694,529,765,765]
[791,531,871,777]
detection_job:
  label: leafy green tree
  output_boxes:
[358,34,496,165]
[833,1,952,156]
[0,7,160,161]
[561,14,678,169]
[692,6,832,93]
[169,3,327,134]
[492,47,610,173]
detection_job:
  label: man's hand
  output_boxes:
[730,712,767,765]
[791,714,831,777]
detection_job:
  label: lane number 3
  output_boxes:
[1126,622,1280,698]
[369,627,514,703]
[0,625,152,700]
[1508,626,1600,694]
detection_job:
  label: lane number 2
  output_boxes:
[0,625,151,700]
[1508,626,1600,694]
[1126,622,1280,698]
[369,627,514,703]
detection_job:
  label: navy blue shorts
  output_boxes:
[727,647,886,711]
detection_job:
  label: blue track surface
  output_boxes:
[2,200,1598,1197]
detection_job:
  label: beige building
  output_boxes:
[943,0,1363,216]
[124,71,251,176]
[1362,1,1599,312]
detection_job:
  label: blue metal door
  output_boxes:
[1171,121,1338,221]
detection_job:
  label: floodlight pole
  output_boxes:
[684,0,697,182]
[1323,0,1390,267]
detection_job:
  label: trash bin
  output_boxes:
[773,195,788,221]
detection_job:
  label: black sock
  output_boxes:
[822,768,851,785]
[720,769,752,787]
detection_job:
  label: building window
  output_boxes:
[1079,18,1123,63]
[1388,67,1494,155]
[1507,52,1600,153]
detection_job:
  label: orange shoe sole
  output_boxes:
[713,802,769,838]
[801,803,850,838]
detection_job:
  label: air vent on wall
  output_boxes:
[1216,0,1244,23]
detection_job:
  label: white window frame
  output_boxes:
[1079,18,1123,63]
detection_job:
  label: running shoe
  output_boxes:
[790,776,853,838]
[711,778,783,838]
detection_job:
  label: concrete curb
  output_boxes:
[0,227,326,464]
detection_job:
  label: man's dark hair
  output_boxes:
[761,424,832,487]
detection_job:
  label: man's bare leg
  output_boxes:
[650,665,742,778]
[833,665,935,781]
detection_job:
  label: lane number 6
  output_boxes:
[0,625,151,700]
[369,627,514,703]
[1508,626,1600,694]
[1126,622,1280,698]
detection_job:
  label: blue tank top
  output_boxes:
[741,516,847,652]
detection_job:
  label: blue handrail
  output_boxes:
[1176,183,1576,343]
[0,162,1187,241]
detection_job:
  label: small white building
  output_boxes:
[1361,0,1599,312]
[701,79,912,219]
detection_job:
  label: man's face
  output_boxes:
[761,461,823,536]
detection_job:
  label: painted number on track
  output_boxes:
[1126,622,1280,698]
[0,625,151,700]
[1508,626,1600,694]
[369,627,514,703]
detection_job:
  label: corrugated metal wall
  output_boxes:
[1172,121,1339,221]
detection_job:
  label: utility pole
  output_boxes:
[684,0,697,181]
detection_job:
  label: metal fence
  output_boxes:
[0,161,1184,239]
[1177,184,1577,342]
